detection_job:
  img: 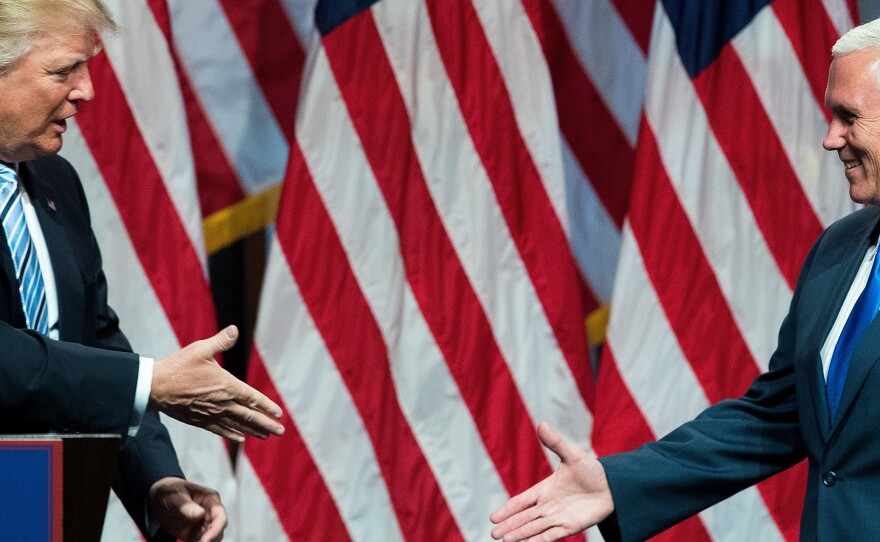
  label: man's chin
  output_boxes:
[849,185,880,206]
[29,139,63,161]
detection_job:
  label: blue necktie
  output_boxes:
[0,164,49,336]
[827,247,880,421]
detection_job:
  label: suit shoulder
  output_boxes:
[26,154,89,212]
[29,154,80,183]
[823,206,880,241]
[803,206,880,276]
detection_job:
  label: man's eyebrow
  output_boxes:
[46,54,89,72]
[829,103,857,117]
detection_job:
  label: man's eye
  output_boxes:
[838,113,856,125]
[52,63,81,81]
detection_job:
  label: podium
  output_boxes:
[0,434,120,541]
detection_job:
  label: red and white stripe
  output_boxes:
[165,0,310,221]
[542,0,655,310]
[239,0,599,539]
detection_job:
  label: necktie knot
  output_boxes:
[0,163,17,185]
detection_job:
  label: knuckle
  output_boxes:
[244,408,257,424]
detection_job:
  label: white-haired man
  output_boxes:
[0,1,284,541]
[491,16,880,542]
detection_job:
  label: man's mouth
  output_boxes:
[844,159,862,170]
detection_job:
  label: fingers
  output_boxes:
[221,402,284,439]
[160,484,206,522]
[154,480,226,542]
[490,483,540,524]
[193,354,284,423]
[236,381,284,422]
[185,325,240,361]
[206,355,284,422]
[491,498,578,542]
[155,326,284,441]
[536,422,581,464]
[150,478,209,541]
[180,500,207,523]
[201,422,246,443]
[199,402,285,443]
[197,492,226,542]
[536,422,562,453]
[490,497,540,538]
[209,325,239,355]
[492,501,572,542]
[496,513,553,542]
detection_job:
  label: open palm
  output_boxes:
[490,423,615,541]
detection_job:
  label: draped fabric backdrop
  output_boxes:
[53,0,867,540]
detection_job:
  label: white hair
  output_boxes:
[833,18,880,57]
[0,0,116,75]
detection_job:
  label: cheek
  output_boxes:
[13,99,41,126]
[24,102,57,134]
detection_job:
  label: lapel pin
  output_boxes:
[47,199,56,212]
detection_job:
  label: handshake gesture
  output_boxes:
[150,325,284,442]
[490,423,614,542]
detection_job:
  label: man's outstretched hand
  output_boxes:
[150,325,285,442]
[490,423,614,542]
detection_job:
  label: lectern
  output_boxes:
[0,434,120,541]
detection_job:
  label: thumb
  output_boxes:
[207,325,239,356]
[536,422,579,463]
[179,500,206,522]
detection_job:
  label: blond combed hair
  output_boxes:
[0,0,116,75]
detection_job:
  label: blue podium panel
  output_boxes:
[0,441,63,541]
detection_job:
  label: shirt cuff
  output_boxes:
[128,356,153,437]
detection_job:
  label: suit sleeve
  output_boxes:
[0,325,140,433]
[595,234,820,541]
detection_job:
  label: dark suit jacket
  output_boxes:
[598,205,880,541]
[0,155,183,537]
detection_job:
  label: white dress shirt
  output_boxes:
[820,241,879,381]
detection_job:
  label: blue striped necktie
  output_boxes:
[0,164,49,336]
[827,247,880,421]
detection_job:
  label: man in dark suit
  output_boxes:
[0,1,285,541]
[491,17,880,542]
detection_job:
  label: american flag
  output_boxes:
[239,0,602,539]
[53,0,865,540]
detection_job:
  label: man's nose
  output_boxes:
[823,120,845,151]
[69,67,94,103]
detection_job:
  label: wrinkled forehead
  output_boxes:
[829,49,880,85]
[28,27,102,59]
[826,49,880,107]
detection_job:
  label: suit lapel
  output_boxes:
[825,210,880,437]
[20,161,83,341]
[798,209,880,441]
[835,315,880,431]
[0,201,22,327]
